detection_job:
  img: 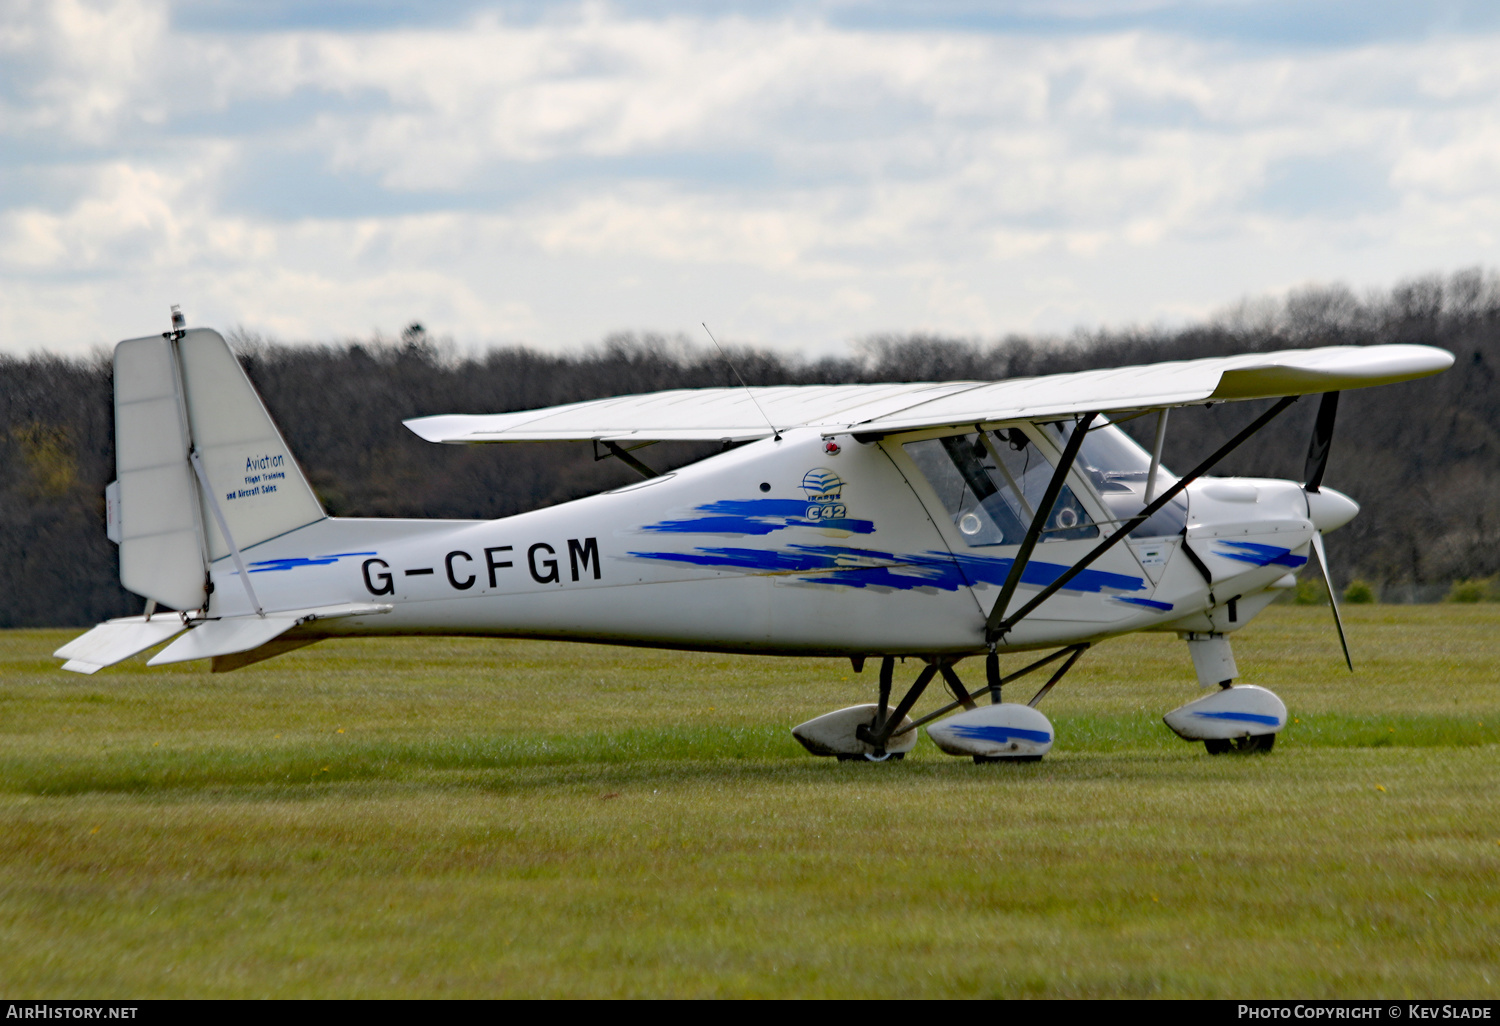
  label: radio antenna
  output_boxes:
[702,322,780,441]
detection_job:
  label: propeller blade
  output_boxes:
[1310,529,1353,672]
[1303,391,1340,493]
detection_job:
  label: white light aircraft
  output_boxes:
[56,315,1453,762]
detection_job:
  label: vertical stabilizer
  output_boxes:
[112,327,325,611]
[175,329,324,560]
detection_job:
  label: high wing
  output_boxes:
[404,344,1453,444]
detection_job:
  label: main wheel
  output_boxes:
[1204,734,1275,755]
[1235,732,1275,753]
[836,751,906,762]
[973,754,1044,764]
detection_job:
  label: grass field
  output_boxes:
[2,605,1498,998]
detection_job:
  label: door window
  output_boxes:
[903,430,1098,548]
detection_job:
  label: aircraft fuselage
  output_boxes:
[204,423,1341,658]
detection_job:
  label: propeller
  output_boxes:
[1309,528,1353,672]
[1303,391,1354,671]
[1303,390,1338,492]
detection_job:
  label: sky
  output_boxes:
[4,0,1500,357]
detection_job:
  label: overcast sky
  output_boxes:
[5,0,1500,357]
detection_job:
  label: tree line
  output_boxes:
[3,269,1497,627]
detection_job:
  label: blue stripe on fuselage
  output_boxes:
[627,545,1148,594]
[641,499,875,536]
[243,551,377,573]
[1214,541,1307,569]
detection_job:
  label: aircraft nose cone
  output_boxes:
[1306,487,1360,533]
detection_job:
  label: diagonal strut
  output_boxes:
[987,395,1299,644]
[984,412,1098,640]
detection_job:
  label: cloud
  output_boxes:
[2,0,1500,355]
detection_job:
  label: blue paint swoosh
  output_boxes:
[628,545,1148,595]
[1192,710,1282,726]
[244,551,377,573]
[1214,541,1307,569]
[945,724,1052,744]
[1115,596,1174,611]
[641,498,875,536]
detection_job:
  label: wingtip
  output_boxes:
[401,414,469,444]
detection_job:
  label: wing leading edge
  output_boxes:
[404,344,1454,444]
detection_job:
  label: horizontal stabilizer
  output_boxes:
[146,602,393,666]
[210,637,322,674]
[148,615,298,665]
[55,616,189,674]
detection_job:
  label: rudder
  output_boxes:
[112,328,325,611]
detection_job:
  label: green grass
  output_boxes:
[2,605,1498,997]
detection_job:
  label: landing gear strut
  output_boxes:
[792,646,1088,763]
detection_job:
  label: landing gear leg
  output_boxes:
[876,657,893,734]
[849,657,905,761]
[856,661,938,754]
[794,647,1087,763]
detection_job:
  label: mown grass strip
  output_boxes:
[3,614,1499,997]
[5,713,1493,796]
[0,725,801,795]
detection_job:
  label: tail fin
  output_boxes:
[113,327,325,612]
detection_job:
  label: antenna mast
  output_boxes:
[702,323,780,441]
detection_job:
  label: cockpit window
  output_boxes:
[903,430,1099,547]
[1049,418,1187,538]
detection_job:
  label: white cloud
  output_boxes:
[0,0,168,142]
[3,1,1500,355]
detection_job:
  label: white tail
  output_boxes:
[113,328,325,611]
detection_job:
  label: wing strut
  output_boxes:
[986,395,1300,644]
[593,439,660,479]
[1145,408,1170,503]
[984,412,1097,641]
